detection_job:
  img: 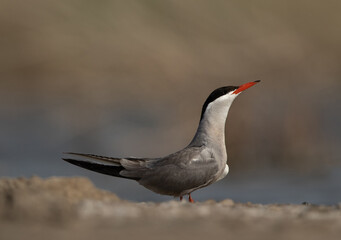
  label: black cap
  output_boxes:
[200,86,238,120]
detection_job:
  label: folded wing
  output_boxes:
[63,152,152,180]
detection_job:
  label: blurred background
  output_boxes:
[0,0,340,204]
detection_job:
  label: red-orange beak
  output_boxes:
[232,80,261,94]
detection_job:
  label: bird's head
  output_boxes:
[200,80,260,121]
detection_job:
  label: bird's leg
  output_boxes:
[180,196,183,201]
[188,194,194,203]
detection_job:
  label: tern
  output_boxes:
[63,80,260,202]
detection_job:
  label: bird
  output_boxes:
[63,80,260,203]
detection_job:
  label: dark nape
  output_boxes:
[200,86,238,120]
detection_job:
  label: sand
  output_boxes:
[1,176,340,240]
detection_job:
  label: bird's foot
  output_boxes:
[188,194,194,203]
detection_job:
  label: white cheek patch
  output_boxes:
[204,93,238,116]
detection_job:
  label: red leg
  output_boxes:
[188,194,194,203]
[180,196,183,201]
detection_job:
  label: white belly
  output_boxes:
[217,164,229,181]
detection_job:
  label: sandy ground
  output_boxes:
[1,177,340,240]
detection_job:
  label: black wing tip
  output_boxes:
[254,80,261,83]
[62,157,97,170]
[62,158,87,166]
[63,152,84,156]
[62,158,140,180]
[62,158,78,164]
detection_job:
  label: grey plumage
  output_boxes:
[64,146,219,197]
[63,81,260,201]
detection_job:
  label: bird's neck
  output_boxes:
[188,104,231,148]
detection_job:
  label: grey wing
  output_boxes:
[138,147,220,196]
[63,152,157,180]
